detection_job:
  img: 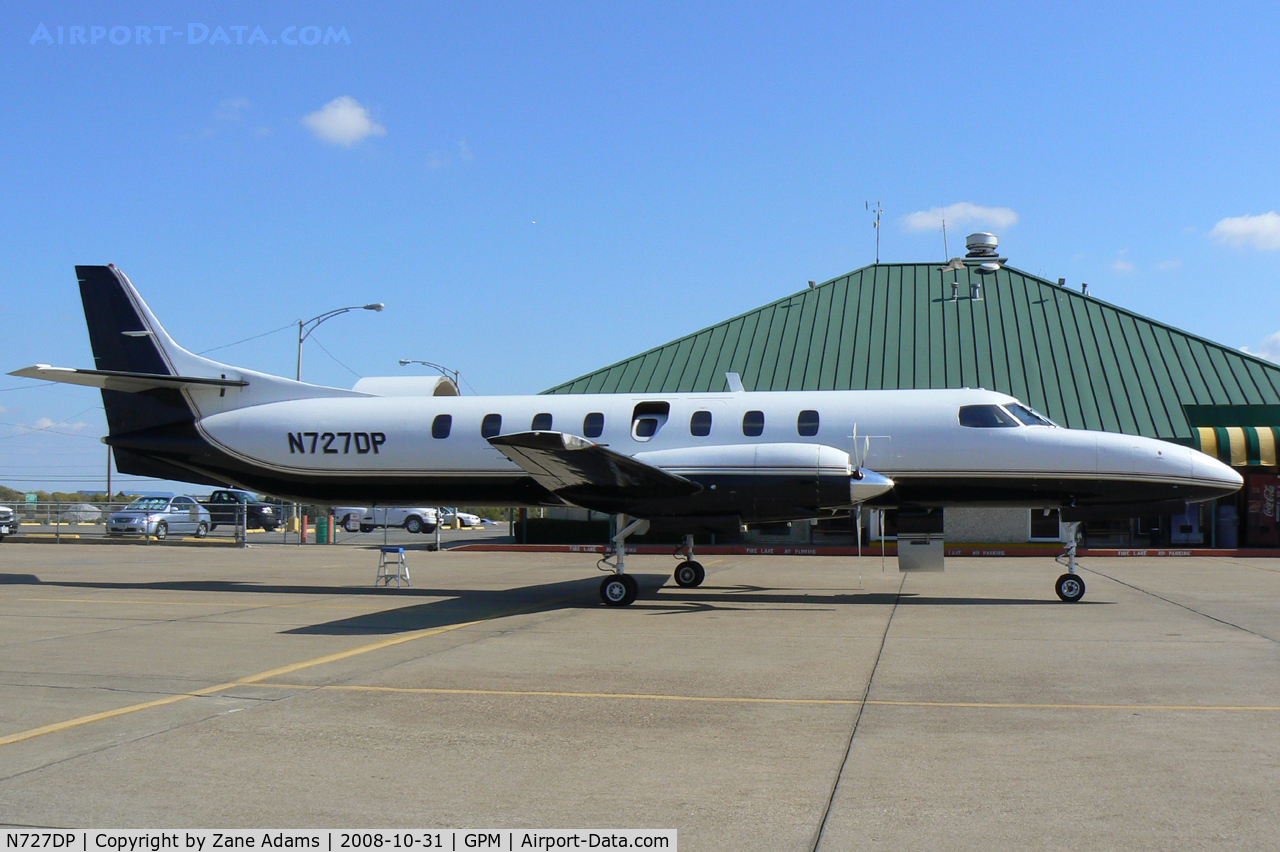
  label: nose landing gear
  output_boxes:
[1054,520,1086,602]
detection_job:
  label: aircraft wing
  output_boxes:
[488,431,702,512]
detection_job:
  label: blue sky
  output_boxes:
[3,1,1280,493]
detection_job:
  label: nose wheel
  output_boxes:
[1054,520,1086,602]
[1055,573,1086,602]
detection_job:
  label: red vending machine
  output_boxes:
[1244,474,1280,548]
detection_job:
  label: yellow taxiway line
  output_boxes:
[0,620,480,748]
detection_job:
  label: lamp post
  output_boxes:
[398,358,461,389]
[296,303,385,381]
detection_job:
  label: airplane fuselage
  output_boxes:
[157,386,1236,517]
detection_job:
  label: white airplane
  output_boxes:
[13,265,1242,605]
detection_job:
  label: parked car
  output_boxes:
[333,506,438,534]
[200,489,279,531]
[107,496,211,539]
[0,505,15,541]
[439,508,483,528]
[59,503,103,523]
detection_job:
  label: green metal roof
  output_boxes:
[545,262,1280,443]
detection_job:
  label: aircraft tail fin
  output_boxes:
[77,264,217,378]
[73,264,229,436]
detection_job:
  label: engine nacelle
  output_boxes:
[632,442,893,523]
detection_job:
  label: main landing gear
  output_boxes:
[673,534,705,588]
[1054,520,1086,602]
[597,514,649,607]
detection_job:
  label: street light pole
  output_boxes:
[296,302,385,381]
[398,358,461,389]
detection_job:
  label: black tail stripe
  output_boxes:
[77,265,171,376]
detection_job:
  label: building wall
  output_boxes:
[944,507,1034,543]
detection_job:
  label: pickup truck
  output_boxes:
[333,506,438,534]
[0,504,15,541]
[201,489,280,532]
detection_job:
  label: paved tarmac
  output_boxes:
[0,543,1276,850]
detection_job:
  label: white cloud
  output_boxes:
[302,96,386,147]
[1155,258,1183,270]
[1243,331,1280,363]
[215,97,250,122]
[1210,212,1280,251]
[902,202,1019,233]
[1111,257,1135,273]
[426,152,448,169]
[458,138,473,160]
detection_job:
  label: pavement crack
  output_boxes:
[810,571,905,852]
[1081,565,1278,644]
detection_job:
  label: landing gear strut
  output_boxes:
[673,534,705,588]
[598,514,649,606]
[1054,520,1086,602]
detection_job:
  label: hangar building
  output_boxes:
[546,236,1280,549]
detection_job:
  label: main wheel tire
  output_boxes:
[154,521,168,540]
[405,516,425,534]
[1055,573,1086,602]
[195,522,208,539]
[600,575,639,606]
[262,524,278,533]
[360,525,375,534]
[674,560,706,588]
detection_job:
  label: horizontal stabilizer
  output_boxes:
[488,431,701,512]
[9,365,248,393]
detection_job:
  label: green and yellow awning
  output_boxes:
[1194,426,1280,467]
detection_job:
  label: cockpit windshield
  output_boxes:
[1005,402,1057,427]
[958,405,1018,428]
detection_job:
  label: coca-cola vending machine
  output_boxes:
[1244,474,1280,547]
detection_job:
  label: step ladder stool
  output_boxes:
[375,546,411,587]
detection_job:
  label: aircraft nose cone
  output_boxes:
[1191,449,1243,495]
[851,467,895,503]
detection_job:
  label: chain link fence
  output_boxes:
[0,501,509,548]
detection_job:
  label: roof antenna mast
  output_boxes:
[866,201,882,263]
[942,217,948,260]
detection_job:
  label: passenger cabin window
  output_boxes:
[743,410,765,437]
[481,414,502,438]
[958,405,1018,428]
[432,414,452,439]
[1006,402,1056,427]
[532,413,553,431]
[797,409,819,437]
[631,401,670,442]
[690,410,712,437]
[583,412,604,438]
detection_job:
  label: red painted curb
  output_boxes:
[448,543,1275,558]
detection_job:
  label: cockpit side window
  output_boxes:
[1006,402,1057,427]
[958,404,1018,428]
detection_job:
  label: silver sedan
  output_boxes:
[107,496,212,539]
